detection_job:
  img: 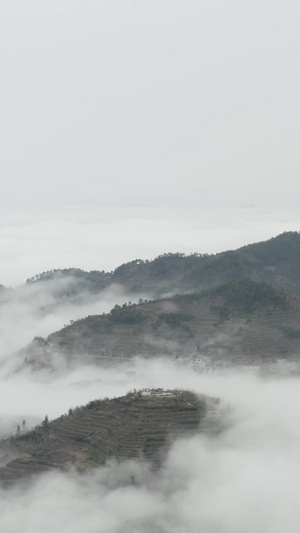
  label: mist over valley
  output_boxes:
[0,233,300,531]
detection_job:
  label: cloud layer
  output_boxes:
[1,365,300,532]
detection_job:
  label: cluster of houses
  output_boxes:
[176,354,300,376]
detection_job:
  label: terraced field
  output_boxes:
[0,390,212,486]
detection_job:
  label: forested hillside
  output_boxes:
[19,279,300,371]
[23,232,300,298]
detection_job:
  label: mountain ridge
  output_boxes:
[10,231,300,372]
[22,231,300,298]
[19,278,300,372]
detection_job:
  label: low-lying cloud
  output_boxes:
[0,274,147,372]
[1,364,300,532]
[0,205,299,530]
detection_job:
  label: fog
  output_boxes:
[1,361,300,532]
[0,206,298,530]
[0,270,155,373]
[0,266,299,531]
[0,236,299,530]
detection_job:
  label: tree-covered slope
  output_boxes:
[19,279,300,370]
[23,232,300,298]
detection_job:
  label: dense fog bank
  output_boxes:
[0,362,300,532]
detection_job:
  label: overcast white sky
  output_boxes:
[1,0,300,208]
[1,0,300,284]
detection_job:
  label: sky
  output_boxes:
[1,0,300,209]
